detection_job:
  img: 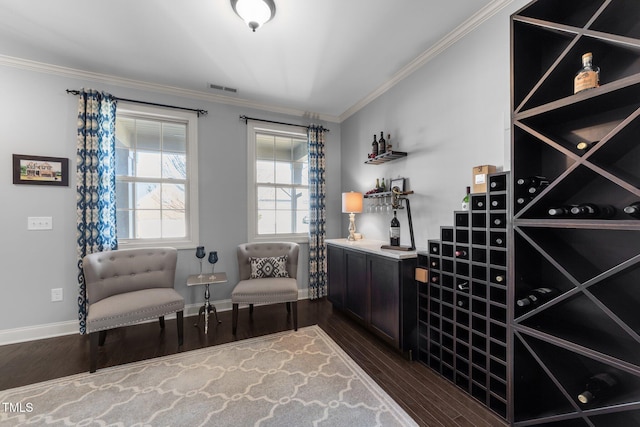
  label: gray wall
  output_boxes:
[0,64,341,338]
[340,0,528,248]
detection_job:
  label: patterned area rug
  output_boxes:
[0,326,417,426]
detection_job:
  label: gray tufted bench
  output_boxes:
[82,247,184,372]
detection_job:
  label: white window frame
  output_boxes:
[115,102,199,250]
[247,121,309,243]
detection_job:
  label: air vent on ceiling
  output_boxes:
[209,83,238,93]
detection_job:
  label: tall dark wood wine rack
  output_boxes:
[511,1,640,425]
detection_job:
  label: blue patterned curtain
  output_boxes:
[308,126,327,299]
[76,89,118,334]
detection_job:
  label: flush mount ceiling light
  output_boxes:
[231,0,276,32]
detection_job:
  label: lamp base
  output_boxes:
[381,245,415,251]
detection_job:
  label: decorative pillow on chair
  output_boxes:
[249,255,289,279]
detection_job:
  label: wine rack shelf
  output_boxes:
[364,150,408,165]
[511,1,640,425]
[418,172,510,420]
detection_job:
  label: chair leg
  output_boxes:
[232,303,239,335]
[98,330,107,346]
[292,301,298,331]
[159,316,165,329]
[176,311,184,346]
[90,332,99,373]
[286,302,291,313]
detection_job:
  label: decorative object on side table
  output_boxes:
[342,191,363,241]
[208,251,219,278]
[195,246,206,278]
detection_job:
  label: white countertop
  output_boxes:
[326,238,418,260]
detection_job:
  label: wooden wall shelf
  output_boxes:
[364,151,408,164]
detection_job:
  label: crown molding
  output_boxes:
[0,54,340,124]
[339,0,514,122]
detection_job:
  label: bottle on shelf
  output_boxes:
[386,133,392,152]
[390,210,400,246]
[570,203,616,219]
[380,177,386,192]
[375,178,381,192]
[577,373,618,405]
[455,249,468,258]
[574,52,600,94]
[378,132,386,154]
[371,134,378,157]
[462,186,470,211]
[624,202,640,218]
[516,287,559,308]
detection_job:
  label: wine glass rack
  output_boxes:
[511,0,640,425]
[418,172,510,420]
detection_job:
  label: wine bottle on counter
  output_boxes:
[371,134,378,157]
[570,203,616,219]
[574,52,600,94]
[516,287,559,308]
[578,373,618,404]
[462,186,470,211]
[390,210,400,246]
[624,202,640,218]
[378,132,386,154]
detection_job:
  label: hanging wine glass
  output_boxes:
[195,246,206,278]
[208,251,219,279]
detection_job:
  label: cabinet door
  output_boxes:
[327,245,345,308]
[369,255,400,344]
[345,250,368,322]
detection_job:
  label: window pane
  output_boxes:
[115,146,134,176]
[116,181,134,209]
[162,210,185,238]
[162,122,186,153]
[276,187,293,210]
[275,210,292,233]
[116,210,134,239]
[275,136,292,161]
[292,162,307,185]
[292,139,307,162]
[297,188,309,211]
[136,210,161,238]
[257,210,276,234]
[162,153,186,179]
[162,183,185,209]
[257,186,276,209]
[136,151,162,178]
[136,120,161,151]
[275,162,291,184]
[256,134,274,160]
[136,182,160,209]
[256,160,274,183]
[296,210,309,233]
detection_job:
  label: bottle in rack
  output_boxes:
[574,52,600,94]
[577,373,618,405]
[624,202,640,218]
[455,249,468,259]
[375,178,381,192]
[390,210,400,246]
[516,176,548,188]
[576,141,596,152]
[570,203,616,219]
[371,134,378,157]
[516,196,534,207]
[516,287,559,308]
[457,281,469,291]
[548,206,573,217]
[462,186,470,211]
[378,132,386,154]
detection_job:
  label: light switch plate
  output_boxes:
[27,217,52,230]
[51,288,63,302]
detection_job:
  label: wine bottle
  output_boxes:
[493,216,505,227]
[494,236,505,247]
[574,52,600,94]
[375,178,381,192]
[576,141,596,152]
[491,198,504,209]
[431,275,439,284]
[457,281,469,291]
[430,260,439,269]
[516,176,548,188]
[454,249,468,258]
[577,373,618,404]
[380,178,386,192]
[570,203,616,219]
[624,202,640,218]
[371,134,378,157]
[457,298,468,309]
[386,133,392,152]
[527,182,549,195]
[462,186,470,211]
[495,274,505,283]
[516,196,534,207]
[390,210,400,246]
[548,206,572,217]
[516,287,558,307]
[378,132,386,154]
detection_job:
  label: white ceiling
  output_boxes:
[0,0,508,121]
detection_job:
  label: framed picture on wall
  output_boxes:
[13,154,69,186]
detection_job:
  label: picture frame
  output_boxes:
[13,154,69,186]
[390,177,405,193]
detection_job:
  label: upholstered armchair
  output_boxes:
[82,247,184,373]
[231,242,300,334]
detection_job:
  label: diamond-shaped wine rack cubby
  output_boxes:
[511,0,640,425]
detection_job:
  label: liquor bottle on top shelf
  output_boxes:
[390,210,400,246]
[574,52,600,94]
[462,186,470,211]
[386,133,392,152]
[516,287,559,308]
[570,203,616,219]
[578,373,618,405]
[624,202,640,218]
[378,132,386,154]
[371,134,378,157]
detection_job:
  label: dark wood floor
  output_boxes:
[0,299,507,427]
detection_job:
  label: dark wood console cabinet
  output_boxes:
[327,240,418,358]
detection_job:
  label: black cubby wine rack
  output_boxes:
[418,172,510,420]
[511,1,640,425]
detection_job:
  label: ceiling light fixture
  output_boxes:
[231,0,276,32]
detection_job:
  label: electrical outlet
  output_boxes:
[28,217,53,230]
[51,288,63,302]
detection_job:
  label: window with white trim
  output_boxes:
[247,122,309,242]
[115,103,199,249]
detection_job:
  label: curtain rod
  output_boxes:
[66,89,208,117]
[239,115,329,132]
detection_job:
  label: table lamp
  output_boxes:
[342,191,363,241]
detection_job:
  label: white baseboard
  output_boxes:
[0,289,310,346]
